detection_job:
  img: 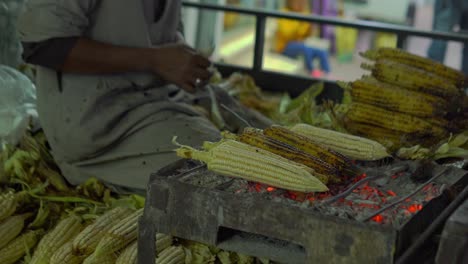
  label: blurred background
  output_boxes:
[182,0,465,81]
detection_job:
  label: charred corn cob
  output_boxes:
[156,233,173,254]
[361,59,461,98]
[116,240,137,264]
[0,191,19,221]
[343,120,405,151]
[342,77,449,117]
[290,123,390,160]
[91,208,143,258]
[346,102,446,136]
[239,130,339,183]
[50,242,85,264]
[0,213,33,249]
[360,48,465,86]
[176,139,328,192]
[73,206,134,255]
[30,214,83,264]
[156,246,186,264]
[263,126,360,177]
[83,253,117,264]
[0,229,43,264]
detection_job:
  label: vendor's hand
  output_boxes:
[150,44,212,92]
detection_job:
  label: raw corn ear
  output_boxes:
[176,139,328,192]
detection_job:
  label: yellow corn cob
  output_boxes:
[361,59,461,99]
[50,242,85,264]
[72,206,134,255]
[83,253,117,264]
[0,191,18,222]
[176,139,328,192]
[263,126,360,177]
[156,233,173,254]
[343,77,449,117]
[346,102,446,136]
[156,246,186,264]
[37,161,69,192]
[239,130,339,183]
[290,123,390,161]
[116,240,137,264]
[0,213,33,249]
[360,48,465,86]
[91,208,143,258]
[30,215,83,264]
[0,229,43,264]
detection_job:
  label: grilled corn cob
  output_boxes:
[91,208,143,258]
[72,206,134,255]
[263,126,360,177]
[30,214,83,264]
[342,77,449,117]
[360,48,465,86]
[0,229,43,264]
[361,59,461,98]
[156,246,186,264]
[343,120,405,151]
[239,130,338,183]
[0,213,33,249]
[346,102,446,136]
[50,242,85,264]
[116,240,137,264]
[176,139,328,192]
[290,123,390,160]
[156,233,173,254]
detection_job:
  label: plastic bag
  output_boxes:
[0,65,39,147]
[0,0,26,68]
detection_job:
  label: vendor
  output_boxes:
[18,0,271,193]
[275,0,331,77]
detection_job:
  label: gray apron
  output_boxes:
[18,0,221,191]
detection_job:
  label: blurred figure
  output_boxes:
[427,0,468,75]
[275,0,331,77]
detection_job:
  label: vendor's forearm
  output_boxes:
[61,38,153,74]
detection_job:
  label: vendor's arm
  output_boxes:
[18,0,209,92]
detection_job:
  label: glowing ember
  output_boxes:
[372,214,384,223]
[387,190,397,196]
[407,204,423,213]
[266,187,276,192]
[353,173,367,183]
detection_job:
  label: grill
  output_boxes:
[139,159,468,264]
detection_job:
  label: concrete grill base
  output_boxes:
[138,159,468,264]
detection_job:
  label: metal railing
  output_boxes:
[182,1,468,74]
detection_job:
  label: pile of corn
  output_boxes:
[0,131,268,264]
[339,47,468,151]
[175,124,391,193]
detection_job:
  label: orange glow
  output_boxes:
[372,215,384,223]
[408,204,423,213]
[353,173,367,183]
[387,190,397,196]
[254,184,262,192]
[266,187,276,192]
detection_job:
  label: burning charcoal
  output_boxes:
[410,160,436,183]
